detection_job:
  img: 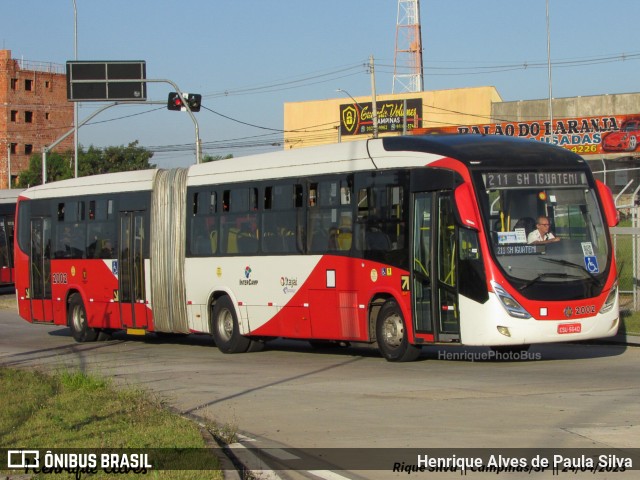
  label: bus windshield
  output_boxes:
[479,171,610,289]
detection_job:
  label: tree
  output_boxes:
[17,152,73,188]
[202,154,233,163]
[17,142,156,187]
[78,141,155,176]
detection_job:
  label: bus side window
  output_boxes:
[220,187,258,255]
[190,191,217,256]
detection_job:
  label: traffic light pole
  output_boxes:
[148,79,202,164]
[43,78,202,184]
[43,101,123,184]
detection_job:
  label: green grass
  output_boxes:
[0,367,224,479]
[620,309,640,335]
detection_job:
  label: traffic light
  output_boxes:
[186,93,201,112]
[167,92,183,111]
[167,92,201,112]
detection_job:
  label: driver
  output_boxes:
[527,216,561,245]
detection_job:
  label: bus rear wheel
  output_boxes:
[376,300,421,362]
[211,296,250,354]
[68,293,98,343]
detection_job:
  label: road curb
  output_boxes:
[601,333,640,346]
[197,425,242,480]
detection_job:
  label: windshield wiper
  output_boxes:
[538,257,603,287]
[519,272,582,291]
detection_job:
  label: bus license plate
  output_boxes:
[558,323,582,334]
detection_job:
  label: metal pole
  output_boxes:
[73,0,79,178]
[41,88,200,183]
[64,78,202,165]
[42,102,122,184]
[402,99,408,135]
[370,55,379,139]
[336,88,361,141]
[546,0,554,145]
[42,148,47,184]
[7,143,10,188]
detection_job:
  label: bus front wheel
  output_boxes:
[211,296,250,354]
[68,293,98,343]
[376,300,421,362]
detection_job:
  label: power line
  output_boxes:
[379,51,640,76]
[203,62,367,98]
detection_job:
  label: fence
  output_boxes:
[612,209,640,312]
[591,164,640,311]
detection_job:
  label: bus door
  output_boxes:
[29,217,54,322]
[0,215,14,284]
[118,211,148,329]
[412,191,460,342]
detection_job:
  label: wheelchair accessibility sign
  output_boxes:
[584,256,599,273]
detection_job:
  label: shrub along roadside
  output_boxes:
[0,367,223,479]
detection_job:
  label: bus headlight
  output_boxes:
[492,281,531,319]
[599,283,618,314]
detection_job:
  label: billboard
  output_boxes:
[340,98,422,136]
[413,114,640,155]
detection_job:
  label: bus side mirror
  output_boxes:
[454,183,480,231]
[596,180,619,227]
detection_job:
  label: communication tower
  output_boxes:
[392,0,424,93]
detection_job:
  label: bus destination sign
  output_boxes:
[484,172,587,189]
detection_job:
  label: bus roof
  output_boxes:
[383,134,588,169]
[18,135,588,199]
[186,138,446,187]
[0,189,24,204]
[19,169,157,200]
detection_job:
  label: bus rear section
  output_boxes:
[13,171,156,338]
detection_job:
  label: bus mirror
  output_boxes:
[596,180,619,227]
[454,183,480,231]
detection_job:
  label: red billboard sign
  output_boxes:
[413,114,640,155]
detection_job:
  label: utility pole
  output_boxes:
[370,55,379,139]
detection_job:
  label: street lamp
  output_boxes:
[335,89,363,143]
[336,88,362,108]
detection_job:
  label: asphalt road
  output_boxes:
[1,301,639,479]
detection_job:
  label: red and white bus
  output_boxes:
[0,189,21,286]
[14,135,620,361]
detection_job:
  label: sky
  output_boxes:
[4,0,640,168]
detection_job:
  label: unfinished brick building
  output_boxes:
[0,49,73,188]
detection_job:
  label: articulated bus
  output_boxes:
[14,135,620,361]
[0,189,21,286]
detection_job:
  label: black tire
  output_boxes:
[96,330,114,341]
[246,339,265,353]
[68,293,98,343]
[376,300,421,362]
[211,296,250,354]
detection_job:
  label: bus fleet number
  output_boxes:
[52,272,68,284]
